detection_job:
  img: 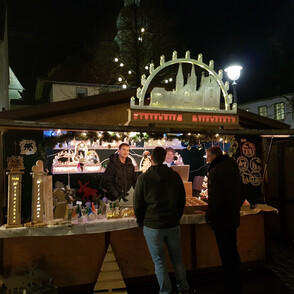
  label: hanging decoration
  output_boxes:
[41,131,236,150]
[237,141,262,186]
[139,151,152,173]
[19,139,37,155]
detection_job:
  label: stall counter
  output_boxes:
[0,205,277,290]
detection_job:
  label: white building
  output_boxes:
[47,81,124,103]
[0,3,9,110]
[239,93,294,129]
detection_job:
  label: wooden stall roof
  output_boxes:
[0,89,292,135]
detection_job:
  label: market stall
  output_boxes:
[0,51,292,292]
[0,205,277,290]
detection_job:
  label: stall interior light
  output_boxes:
[260,135,290,138]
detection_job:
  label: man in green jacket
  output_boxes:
[134,147,194,294]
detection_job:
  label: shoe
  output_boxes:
[179,290,196,294]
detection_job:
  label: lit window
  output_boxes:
[274,102,285,120]
[76,88,88,98]
[258,105,267,117]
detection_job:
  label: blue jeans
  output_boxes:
[143,225,189,294]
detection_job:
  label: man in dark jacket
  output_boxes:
[205,146,242,294]
[134,147,193,294]
[102,143,136,202]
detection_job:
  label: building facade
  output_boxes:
[239,93,294,129]
[49,81,124,103]
[0,2,9,111]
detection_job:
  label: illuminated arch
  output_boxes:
[131,51,234,112]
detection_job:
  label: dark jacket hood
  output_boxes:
[109,153,133,167]
[145,164,174,182]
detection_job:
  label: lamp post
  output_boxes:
[224,65,242,105]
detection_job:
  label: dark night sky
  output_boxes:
[7,0,294,104]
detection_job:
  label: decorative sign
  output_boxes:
[7,156,24,171]
[44,176,54,222]
[128,51,238,127]
[241,171,250,185]
[6,156,25,228]
[249,172,262,186]
[250,157,262,172]
[236,156,249,172]
[241,142,255,158]
[6,173,23,228]
[31,160,53,223]
[52,141,101,174]
[239,141,262,186]
[19,139,37,155]
[128,109,238,127]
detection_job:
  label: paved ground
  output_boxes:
[125,239,294,294]
[126,267,293,294]
[266,240,294,291]
[58,239,294,294]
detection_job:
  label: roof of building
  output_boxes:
[0,89,291,133]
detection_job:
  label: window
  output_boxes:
[76,87,88,98]
[258,105,267,117]
[274,102,285,120]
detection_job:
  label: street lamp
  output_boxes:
[224,65,242,104]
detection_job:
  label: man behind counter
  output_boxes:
[164,147,177,167]
[102,143,136,202]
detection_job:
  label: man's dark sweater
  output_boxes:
[134,164,186,229]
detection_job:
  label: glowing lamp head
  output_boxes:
[224,65,242,81]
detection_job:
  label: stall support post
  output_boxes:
[261,137,273,203]
[0,130,5,226]
[0,130,5,275]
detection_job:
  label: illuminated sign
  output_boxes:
[192,114,236,124]
[129,110,239,127]
[6,171,23,228]
[133,112,183,122]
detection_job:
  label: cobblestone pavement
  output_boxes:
[125,240,294,294]
[266,240,294,291]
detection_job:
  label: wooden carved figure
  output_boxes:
[53,181,67,219]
